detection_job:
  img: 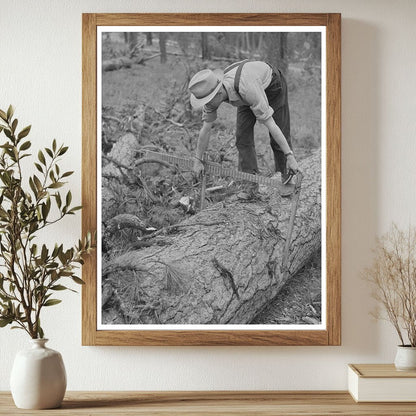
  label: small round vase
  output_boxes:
[10,339,67,409]
[394,345,416,371]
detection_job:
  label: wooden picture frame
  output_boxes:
[82,13,341,346]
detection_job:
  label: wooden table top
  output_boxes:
[1,391,416,415]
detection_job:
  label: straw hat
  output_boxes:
[188,69,224,109]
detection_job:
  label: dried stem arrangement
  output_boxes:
[363,223,416,347]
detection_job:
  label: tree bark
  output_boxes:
[201,33,211,60]
[146,32,153,46]
[128,32,138,51]
[265,33,288,76]
[102,151,321,325]
[159,33,167,63]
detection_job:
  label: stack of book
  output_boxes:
[348,364,416,402]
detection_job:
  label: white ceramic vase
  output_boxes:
[394,345,416,371]
[10,339,67,409]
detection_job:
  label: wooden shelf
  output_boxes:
[2,391,416,415]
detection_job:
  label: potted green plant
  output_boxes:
[363,223,416,370]
[0,105,94,409]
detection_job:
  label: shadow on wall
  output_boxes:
[341,19,381,355]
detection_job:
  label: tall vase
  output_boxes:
[10,339,67,409]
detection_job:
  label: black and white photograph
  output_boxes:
[98,27,325,329]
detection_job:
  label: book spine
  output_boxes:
[347,366,359,402]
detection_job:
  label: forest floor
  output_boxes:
[102,52,322,325]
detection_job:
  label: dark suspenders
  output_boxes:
[224,60,276,96]
[224,59,250,95]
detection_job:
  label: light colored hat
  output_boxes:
[189,69,224,109]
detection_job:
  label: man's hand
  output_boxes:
[193,157,205,176]
[286,154,300,174]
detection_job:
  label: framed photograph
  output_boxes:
[82,13,341,346]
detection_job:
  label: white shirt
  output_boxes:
[202,61,273,123]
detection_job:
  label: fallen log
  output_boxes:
[102,56,134,72]
[102,53,161,72]
[102,151,321,325]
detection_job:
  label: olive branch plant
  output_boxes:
[363,223,416,347]
[0,105,94,339]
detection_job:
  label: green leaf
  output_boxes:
[38,150,46,165]
[11,119,18,133]
[33,175,42,192]
[0,109,7,121]
[19,153,30,160]
[0,317,13,327]
[17,125,31,140]
[72,276,85,285]
[58,146,68,156]
[51,244,59,258]
[48,182,64,189]
[0,293,11,302]
[50,284,68,291]
[61,171,74,178]
[38,325,44,339]
[55,193,62,208]
[56,244,63,258]
[58,250,66,264]
[4,129,12,140]
[45,148,53,158]
[65,191,72,207]
[29,177,37,197]
[41,202,50,221]
[41,244,48,262]
[43,299,62,307]
[19,140,31,151]
[34,163,43,173]
[69,206,82,214]
[6,105,14,122]
[31,244,38,256]
[52,139,57,152]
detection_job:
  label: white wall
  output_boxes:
[1,0,416,391]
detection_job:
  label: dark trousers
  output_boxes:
[235,69,292,175]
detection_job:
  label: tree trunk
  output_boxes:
[245,33,251,52]
[128,32,138,51]
[201,33,211,60]
[257,33,264,52]
[102,151,321,325]
[159,33,167,63]
[235,33,242,59]
[146,32,153,46]
[266,33,288,76]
